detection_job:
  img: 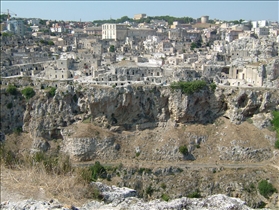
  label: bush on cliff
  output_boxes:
[6,84,17,95]
[21,87,35,99]
[271,111,279,149]
[275,140,279,149]
[89,161,107,181]
[170,80,207,94]
[258,180,277,198]
[179,145,188,155]
[48,87,56,97]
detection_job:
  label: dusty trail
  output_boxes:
[73,158,279,171]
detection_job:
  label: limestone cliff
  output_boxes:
[1,82,278,142]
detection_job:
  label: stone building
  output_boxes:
[134,14,147,20]
[102,24,128,41]
[254,27,269,36]
[127,28,156,40]
[45,58,73,79]
[229,64,265,86]
[201,16,209,24]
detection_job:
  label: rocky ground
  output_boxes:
[1,116,279,209]
[0,182,256,210]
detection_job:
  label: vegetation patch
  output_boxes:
[275,140,279,149]
[161,193,170,201]
[210,82,217,91]
[21,87,35,99]
[7,102,13,109]
[47,87,56,97]
[160,183,166,190]
[187,190,201,198]
[258,180,277,198]
[146,184,154,197]
[271,111,279,149]
[179,145,188,155]
[13,127,23,136]
[170,80,207,94]
[6,84,18,95]
[89,161,107,181]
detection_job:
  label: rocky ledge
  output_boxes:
[1,182,260,210]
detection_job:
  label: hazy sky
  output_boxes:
[1,1,278,22]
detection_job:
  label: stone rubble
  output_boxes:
[1,182,257,210]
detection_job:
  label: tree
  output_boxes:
[109,45,115,52]
[6,84,17,95]
[21,87,35,99]
[190,42,197,50]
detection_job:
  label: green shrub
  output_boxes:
[7,102,13,109]
[48,87,56,97]
[13,127,22,135]
[275,140,279,149]
[271,111,279,129]
[6,84,17,95]
[187,190,201,198]
[21,87,35,99]
[161,183,166,190]
[146,184,154,196]
[73,94,78,103]
[179,145,188,155]
[246,118,253,124]
[170,80,207,94]
[257,201,266,208]
[258,180,277,198]
[210,82,217,91]
[161,193,170,201]
[89,161,107,181]
[271,111,279,149]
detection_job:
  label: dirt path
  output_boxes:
[73,158,275,170]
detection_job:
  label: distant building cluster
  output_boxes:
[1,13,279,89]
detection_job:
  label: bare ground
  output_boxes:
[1,117,279,208]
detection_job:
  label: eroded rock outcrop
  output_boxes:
[1,182,255,210]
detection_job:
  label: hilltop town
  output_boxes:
[1,13,279,210]
[1,14,279,88]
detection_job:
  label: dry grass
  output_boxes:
[1,164,91,207]
[68,123,114,139]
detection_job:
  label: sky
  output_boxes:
[1,1,278,22]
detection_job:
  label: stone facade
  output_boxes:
[102,24,128,41]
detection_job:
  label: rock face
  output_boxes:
[92,182,137,204]
[1,182,254,210]
[61,124,118,161]
[0,89,25,133]
[1,83,278,157]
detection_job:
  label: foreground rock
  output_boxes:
[0,195,255,210]
[1,182,256,210]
